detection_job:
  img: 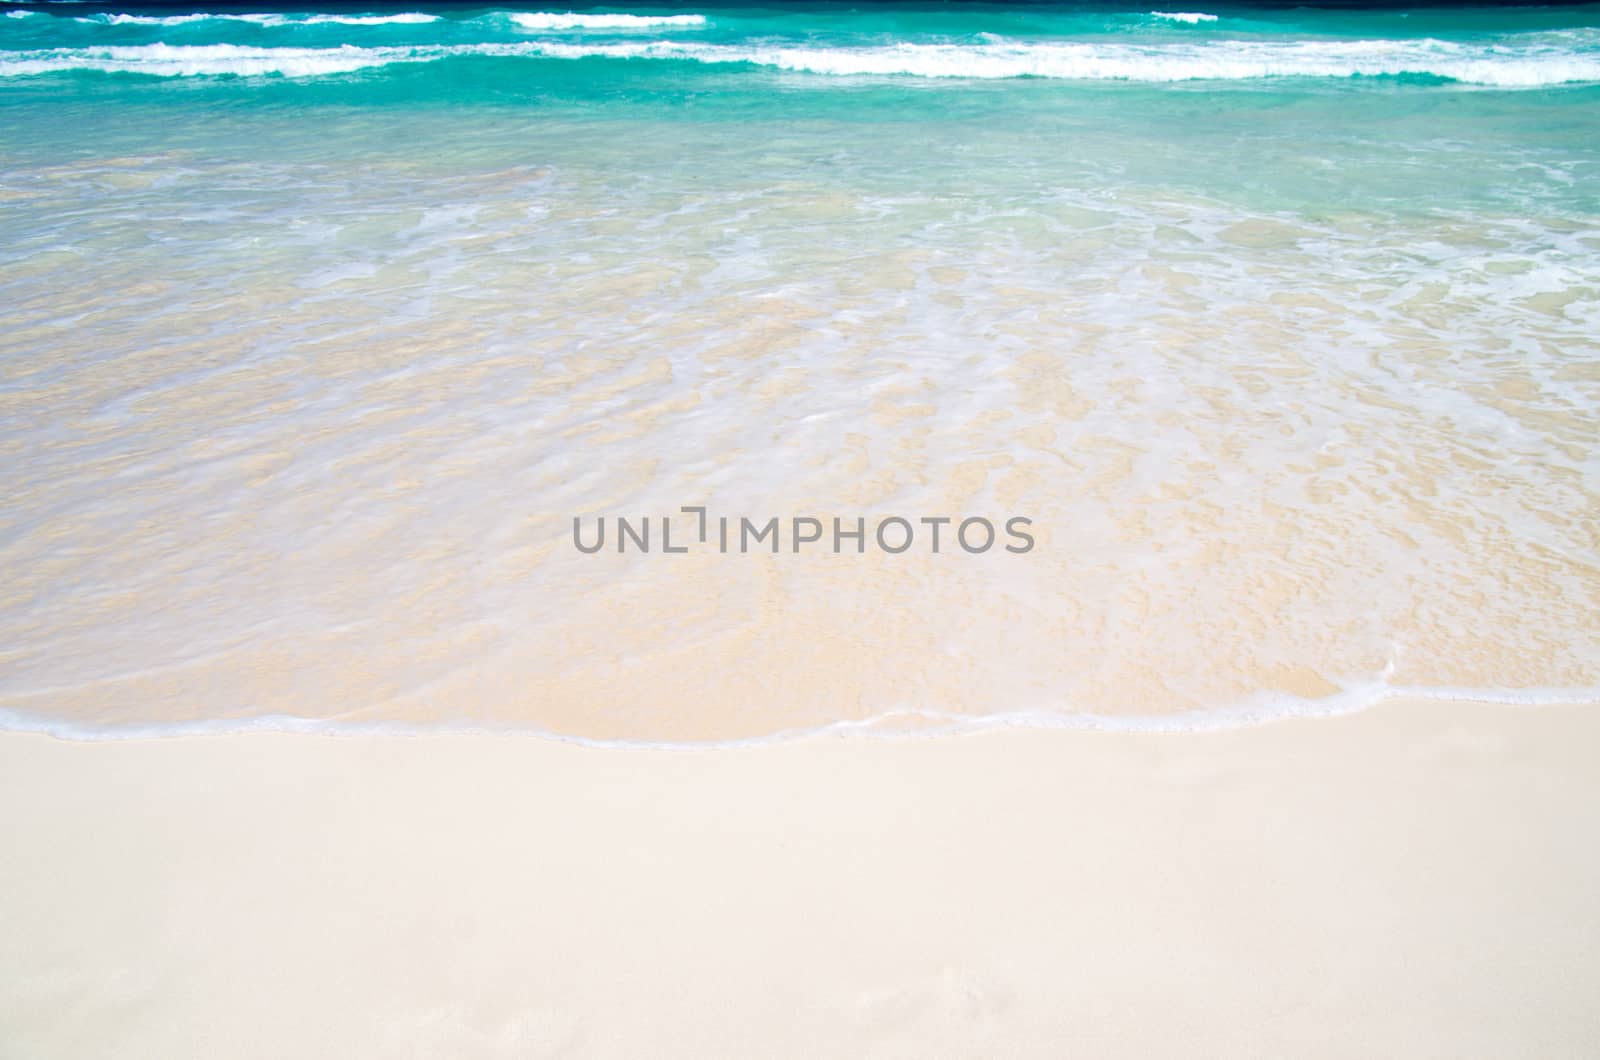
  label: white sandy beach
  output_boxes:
[4,697,1597,1059]
[6,6,1600,1058]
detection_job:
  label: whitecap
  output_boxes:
[1150,11,1219,24]
[6,35,1600,87]
[508,11,707,31]
[81,11,439,27]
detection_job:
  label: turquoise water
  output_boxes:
[2,3,1598,738]
[5,3,1599,221]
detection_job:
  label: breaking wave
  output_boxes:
[5,35,1599,87]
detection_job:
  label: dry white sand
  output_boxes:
[3,698,1598,1059]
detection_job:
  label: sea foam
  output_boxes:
[3,684,1597,745]
[0,42,426,77]
[508,12,708,31]
[303,13,441,26]
[6,35,1599,86]
[1150,12,1220,24]
[87,11,441,26]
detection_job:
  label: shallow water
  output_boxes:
[2,2,1598,739]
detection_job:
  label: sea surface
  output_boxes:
[2,1,1598,741]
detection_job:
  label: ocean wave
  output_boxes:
[91,13,234,25]
[2,684,1596,745]
[0,42,425,77]
[304,13,440,26]
[653,37,1600,86]
[80,11,441,27]
[507,12,708,31]
[4,37,1599,86]
[1150,12,1219,24]
[22,8,706,30]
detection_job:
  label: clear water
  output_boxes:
[2,2,1598,739]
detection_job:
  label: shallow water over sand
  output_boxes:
[2,16,1598,738]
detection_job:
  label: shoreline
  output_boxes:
[3,683,1598,746]
[6,696,1598,1058]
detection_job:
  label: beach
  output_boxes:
[4,2,1600,1053]
[5,697,1599,1058]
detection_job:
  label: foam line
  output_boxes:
[2,683,1596,746]
[1150,12,1219,24]
[6,37,1599,86]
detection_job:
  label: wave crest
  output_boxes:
[4,36,1598,87]
[507,12,708,31]
[83,12,441,27]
